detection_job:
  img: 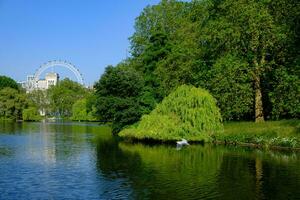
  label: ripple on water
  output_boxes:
[1,122,300,200]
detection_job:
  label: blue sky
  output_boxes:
[0,0,160,85]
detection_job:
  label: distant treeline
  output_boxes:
[0,76,96,121]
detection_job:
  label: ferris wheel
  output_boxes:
[33,60,84,87]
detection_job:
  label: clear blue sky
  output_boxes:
[0,0,160,85]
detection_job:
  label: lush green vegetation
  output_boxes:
[121,0,299,122]
[0,87,28,120]
[215,120,300,148]
[0,76,94,121]
[94,0,298,123]
[0,75,19,90]
[22,107,41,121]
[71,98,97,121]
[47,78,89,117]
[94,65,155,133]
[94,0,299,143]
[1,0,299,146]
[120,85,223,141]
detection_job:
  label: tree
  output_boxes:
[120,85,223,141]
[198,0,293,122]
[130,0,192,99]
[94,64,146,133]
[0,75,19,90]
[207,54,254,120]
[71,98,97,121]
[95,0,300,124]
[47,79,88,117]
[269,67,300,119]
[23,107,41,121]
[27,89,49,116]
[0,88,28,120]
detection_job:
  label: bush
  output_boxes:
[71,98,97,121]
[22,107,41,121]
[119,85,223,142]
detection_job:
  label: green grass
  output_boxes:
[120,118,300,149]
[214,120,300,148]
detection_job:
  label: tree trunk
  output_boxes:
[254,73,264,122]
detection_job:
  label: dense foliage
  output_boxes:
[124,0,300,121]
[47,78,88,117]
[0,75,92,121]
[90,0,300,138]
[1,0,299,141]
[71,98,97,121]
[0,75,19,90]
[94,64,151,133]
[27,90,49,116]
[119,85,223,141]
[0,88,28,120]
[22,107,41,121]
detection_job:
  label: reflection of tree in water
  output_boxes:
[0,121,39,135]
[96,138,225,199]
[95,136,144,179]
[215,148,300,200]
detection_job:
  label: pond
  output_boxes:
[0,121,299,200]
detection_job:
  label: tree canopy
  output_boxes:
[0,75,19,90]
[125,0,300,121]
[92,0,299,136]
[0,88,28,120]
[48,78,88,117]
[94,64,148,133]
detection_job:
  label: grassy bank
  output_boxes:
[120,120,300,149]
[214,120,300,149]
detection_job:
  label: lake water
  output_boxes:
[0,121,299,200]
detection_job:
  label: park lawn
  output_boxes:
[214,120,300,149]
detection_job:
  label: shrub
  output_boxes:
[22,107,41,121]
[119,85,223,142]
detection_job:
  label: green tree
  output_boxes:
[22,107,41,121]
[94,64,145,133]
[71,98,97,121]
[199,0,293,122]
[0,75,19,90]
[96,0,300,124]
[48,79,88,117]
[207,54,254,120]
[269,67,300,119]
[0,88,28,120]
[130,0,192,99]
[27,89,49,116]
[120,85,223,141]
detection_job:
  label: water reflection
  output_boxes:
[95,137,300,199]
[0,121,299,199]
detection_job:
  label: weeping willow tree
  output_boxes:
[119,85,223,142]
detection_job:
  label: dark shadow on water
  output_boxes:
[95,133,300,200]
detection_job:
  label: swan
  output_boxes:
[176,138,189,146]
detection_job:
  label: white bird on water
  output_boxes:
[176,139,189,149]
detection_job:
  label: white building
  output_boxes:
[21,72,59,92]
[36,73,59,90]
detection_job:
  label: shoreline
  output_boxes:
[121,136,300,152]
[212,140,300,152]
[120,119,300,151]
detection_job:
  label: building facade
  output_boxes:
[20,72,59,92]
